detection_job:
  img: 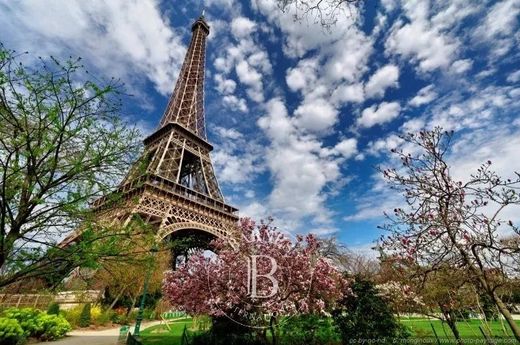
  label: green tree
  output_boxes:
[0,44,143,288]
[332,277,408,344]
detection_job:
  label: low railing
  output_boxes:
[126,332,143,345]
[0,294,53,309]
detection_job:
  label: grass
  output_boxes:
[139,318,198,345]
[139,317,520,344]
[402,317,520,339]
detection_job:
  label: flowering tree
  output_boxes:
[376,281,424,317]
[163,219,347,342]
[379,128,520,341]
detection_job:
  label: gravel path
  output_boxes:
[35,321,162,345]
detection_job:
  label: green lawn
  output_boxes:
[140,318,194,345]
[402,318,520,339]
[139,317,520,344]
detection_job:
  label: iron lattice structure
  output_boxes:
[84,16,237,244]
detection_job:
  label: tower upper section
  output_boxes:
[159,16,210,139]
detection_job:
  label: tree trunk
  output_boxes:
[109,287,126,310]
[127,295,137,316]
[269,315,277,345]
[446,313,463,345]
[454,240,520,341]
[440,305,463,345]
[492,290,520,342]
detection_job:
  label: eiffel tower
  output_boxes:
[65,15,238,252]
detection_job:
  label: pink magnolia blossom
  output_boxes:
[162,218,347,326]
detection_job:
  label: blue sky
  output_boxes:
[1,0,519,254]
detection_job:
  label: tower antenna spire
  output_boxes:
[201,8,205,18]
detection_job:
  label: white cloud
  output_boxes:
[474,0,519,46]
[430,0,481,31]
[286,59,318,92]
[256,98,350,227]
[332,83,365,104]
[451,126,520,184]
[239,201,269,220]
[231,16,257,38]
[401,118,425,133]
[364,64,399,99]
[294,98,338,133]
[386,20,458,72]
[324,30,373,84]
[213,23,272,104]
[257,98,294,143]
[214,74,237,94]
[334,139,358,159]
[215,127,243,140]
[366,134,403,156]
[212,126,264,185]
[204,0,237,10]
[426,85,520,131]
[253,0,362,58]
[450,59,473,74]
[213,149,259,184]
[472,0,520,58]
[248,51,271,74]
[409,84,437,107]
[385,1,465,73]
[344,193,400,222]
[358,102,401,128]
[222,95,248,112]
[0,0,186,96]
[507,70,520,83]
[235,60,264,102]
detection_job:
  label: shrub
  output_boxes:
[110,307,128,325]
[0,317,24,345]
[332,278,409,344]
[47,303,60,315]
[62,305,83,327]
[38,314,71,340]
[79,303,91,328]
[191,317,262,345]
[279,315,340,345]
[0,308,70,341]
[1,308,43,337]
[94,309,114,326]
[90,305,102,320]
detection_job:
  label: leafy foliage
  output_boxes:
[279,314,340,345]
[0,317,24,345]
[0,44,142,288]
[191,317,265,345]
[1,308,42,337]
[46,302,60,316]
[37,313,71,340]
[79,303,91,328]
[0,307,70,341]
[332,278,409,343]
